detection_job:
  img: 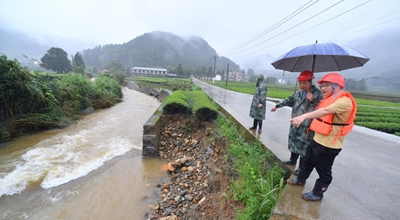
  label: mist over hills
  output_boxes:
[0,28,96,62]
[82,31,241,72]
[0,28,241,73]
[1,26,399,91]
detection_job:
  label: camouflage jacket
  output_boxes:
[249,79,267,120]
[276,85,324,155]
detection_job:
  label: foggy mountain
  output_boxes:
[82,31,241,72]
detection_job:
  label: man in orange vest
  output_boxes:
[286,72,357,201]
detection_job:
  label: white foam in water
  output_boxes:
[0,90,157,198]
[0,131,138,197]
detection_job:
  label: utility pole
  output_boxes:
[225,63,229,87]
[213,54,218,78]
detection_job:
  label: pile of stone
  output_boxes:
[146,116,221,220]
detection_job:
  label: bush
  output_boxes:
[163,90,190,114]
[92,75,122,108]
[356,122,400,134]
[190,90,218,121]
[57,73,96,115]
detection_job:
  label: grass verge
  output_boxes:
[215,115,286,219]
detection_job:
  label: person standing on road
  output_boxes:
[271,70,324,175]
[249,74,267,133]
[287,72,357,202]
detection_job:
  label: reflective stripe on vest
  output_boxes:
[309,91,357,143]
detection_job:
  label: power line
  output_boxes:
[226,0,347,56]
[222,0,319,55]
[231,0,374,59]
[263,10,399,58]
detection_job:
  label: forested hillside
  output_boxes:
[82,31,240,74]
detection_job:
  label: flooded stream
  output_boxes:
[0,88,169,220]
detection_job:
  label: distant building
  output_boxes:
[130,67,167,75]
[213,74,222,81]
[228,71,244,81]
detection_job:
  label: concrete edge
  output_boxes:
[142,105,163,157]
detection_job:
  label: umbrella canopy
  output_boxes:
[271,43,370,73]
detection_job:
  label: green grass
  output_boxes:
[215,115,285,219]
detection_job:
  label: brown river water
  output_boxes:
[0,88,169,220]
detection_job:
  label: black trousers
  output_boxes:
[297,140,341,185]
[252,119,262,129]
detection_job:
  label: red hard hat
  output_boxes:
[297,70,315,81]
[317,72,345,88]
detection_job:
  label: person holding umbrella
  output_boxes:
[286,72,357,202]
[249,74,267,133]
[271,70,324,175]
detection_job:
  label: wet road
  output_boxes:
[194,78,400,220]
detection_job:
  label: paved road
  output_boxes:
[194,78,400,220]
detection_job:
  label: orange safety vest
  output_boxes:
[309,90,357,143]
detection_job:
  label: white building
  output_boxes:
[130,67,167,75]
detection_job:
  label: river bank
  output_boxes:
[0,88,167,220]
[145,114,243,219]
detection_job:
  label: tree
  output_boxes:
[265,76,277,84]
[105,60,125,73]
[73,52,86,70]
[41,47,72,73]
[92,66,99,74]
[176,63,184,76]
[247,68,254,76]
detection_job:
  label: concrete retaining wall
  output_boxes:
[142,105,163,157]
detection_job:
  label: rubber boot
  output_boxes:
[286,177,306,186]
[294,156,305,176]
[283,152,299,165]
[249,119,257,130]
[302,180,328,201]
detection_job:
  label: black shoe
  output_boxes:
[282,160,296,165]
[258,128,262,133]
[249,127,257,130]
[286,178,306,186]
[294,168,299,176]
[302,191,323,201]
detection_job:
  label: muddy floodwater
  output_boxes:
[0,88,169,220]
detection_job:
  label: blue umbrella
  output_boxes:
[271,42,370,73]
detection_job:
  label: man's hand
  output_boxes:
[289,115,306,127]
[271,106,277,112]
[307,92,313,101]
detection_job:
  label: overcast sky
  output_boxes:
[1,0,399,66]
